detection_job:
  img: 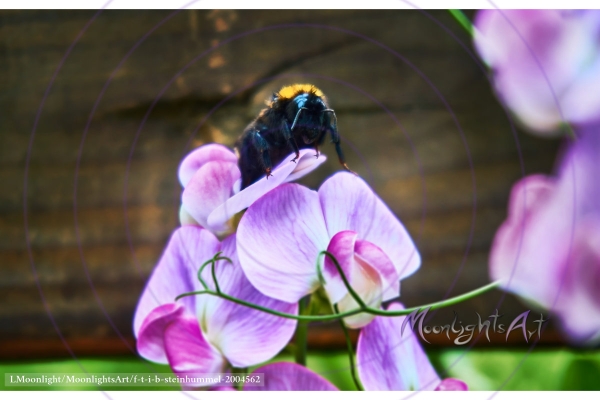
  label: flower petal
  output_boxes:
[324,232,399,328]
[357,303,440,391]
[491,131,600,345]
[179,204,199,226]
[136,303,186,364]
[284,151,327,183]
[489,174,563,309]
[133,226,221,336]
[474,10,600,131]
[197,235,298,367]
[207,149,326,231]
[237,183,330,303]
[323,230,357,304]
[319,172,421,281]
[554,216,600,344]
[163,313,226,383]
[245,362,338,391]
[435,378,468,391]
[178,144,238,187]
[181,160,240,234]
[355,239,400,302]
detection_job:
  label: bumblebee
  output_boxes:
[235,84,352,189]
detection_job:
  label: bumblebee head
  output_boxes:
[274,84,331,144]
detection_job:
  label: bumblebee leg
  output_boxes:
[314,144,319,159]
[327,112,355,174]
[281,119,300,162]
[251,131,273,178]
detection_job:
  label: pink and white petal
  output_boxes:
[163,313,226,384]
[489,174,565,309]
[355,239,400,302]
[323,231,358,304]
[435,378,468,391]
[325,234,399,328]
[207,149,324,231]
[181,160,240,233]
[237,183,330,303]
[179,205,200,226]
[178,144,238,187]
[245,362,338,391]
[335,255,383,329]
[133,226,221,336]
[319,172,421,280]
[136,303,186,364]
[284,150,327,183]
[197,235,298,367]
[357,303,440,391]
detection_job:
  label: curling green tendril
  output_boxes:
[176,250,501,322]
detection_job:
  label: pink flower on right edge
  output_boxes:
[490,130,600,345]
[474,10,600,133]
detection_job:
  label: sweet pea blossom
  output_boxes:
[474,10,600,133]
[133,226,297,382]
[490,130,600,344]
[237,172,421,328]
[179,143,326,235]
[357,303,468,391]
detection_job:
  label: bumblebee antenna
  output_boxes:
[290,107,308,131]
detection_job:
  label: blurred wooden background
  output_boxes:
[0,10,563,359]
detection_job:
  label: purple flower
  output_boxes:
[490,131,600,344]
[474,10,600,133]
[237,172,420,328]
[246,362,339,391]
[357,303,467,391]
[133,226,298,384]
[179,144,326,235]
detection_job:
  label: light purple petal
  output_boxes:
[207,149,326,231]
[181,160,240,234]
[491,132,600,345]
[178,144,238,187]
[163,313,226,383]
[284,150,327,183]
[237,183,330,303]
[136,303,186,364]
[357,303,440,391]
[554,216,600,344]
[489,174,563,309]
[245,362,338,391]
[133,226,221,336]
[197,235,298,367]
[319,172,421,283]
[435,378,468,391]
[474,10,600,131]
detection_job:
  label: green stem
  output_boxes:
[197,259,214,290]
[175,281,501,322]
[449,9,474,37]
[294,296,310,366]
[211,260,221,294]
[334,305,363,391]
